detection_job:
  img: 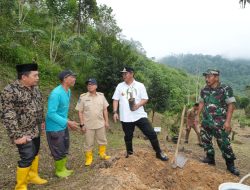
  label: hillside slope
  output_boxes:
[159,54,250,95]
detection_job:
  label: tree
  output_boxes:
[93,35,138,104]
[246,86,250,98]
[77,0,98,34]
[239,0,250,8]
[95,4,121,37]
[245,105,250,118]
[46,0,77,22]
[239,97,250,109]
[0,0,16,18]
[147,73,169,123]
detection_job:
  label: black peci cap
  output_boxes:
[16,63,38,73]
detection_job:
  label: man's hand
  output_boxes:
[41,122,46,135]
[41,122,46,130]
[105,121,110,129]
[223,121,232,133]
[186,124,191,130]
[132,104,140,111]
[80,126,86,134]
[113,113,119,123]
[14,136,32,145]
[68,120,79,131]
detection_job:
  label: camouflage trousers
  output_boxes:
[200,125,236,160]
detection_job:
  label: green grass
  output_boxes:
[233,109,250,128]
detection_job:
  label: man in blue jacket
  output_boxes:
[46,70,78,178]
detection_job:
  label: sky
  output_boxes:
[96,0,250,59]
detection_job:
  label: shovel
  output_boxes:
[172,105,188,168]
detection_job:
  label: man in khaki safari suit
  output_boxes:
[75,78,110,166]
[185,103,202,146]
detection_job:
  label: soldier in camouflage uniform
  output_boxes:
[0,63,48,190]
[197,69,240,176]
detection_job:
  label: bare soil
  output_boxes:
[85,125,250,190]
[0,124,250,190]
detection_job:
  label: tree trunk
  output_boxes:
[195,75,200,102]
[152,109,155,123]
[78,0,81,35]
[187,78,190,105]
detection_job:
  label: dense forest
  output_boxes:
[0,0,198,114]
[159,54,250,96]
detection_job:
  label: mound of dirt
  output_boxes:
[85,148,239,190]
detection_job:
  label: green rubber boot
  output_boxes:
[55,158,73,178]
[62,157,73,175]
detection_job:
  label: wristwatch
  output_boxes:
[113,110,118,114]
[79,124,85,128]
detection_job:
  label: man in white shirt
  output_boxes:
[112,67,168,161]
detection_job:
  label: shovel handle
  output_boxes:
[173,105,186,163]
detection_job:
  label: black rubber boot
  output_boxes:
[150,139,168,161]
[201,154,215,165]
[156,152,169,161]
[125,141,133,158]
[226,159,240,176]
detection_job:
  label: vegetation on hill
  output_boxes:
[1,1,250,190]
[0,0,198,114]
[159,54,250,96]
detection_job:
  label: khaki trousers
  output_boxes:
[84,127,107,151]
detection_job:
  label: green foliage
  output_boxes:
[96,4,121,36]
[159,54,250,95]
[147,69,169,113]
[92,35,138,104]
[0,0,16,18]
[162,112,181,137]
[238,97,250,109]
[46,0,77,20]
[233,109,250,127]
[245,105,250,118]
[0,0,195,115]
[38,62,61,89]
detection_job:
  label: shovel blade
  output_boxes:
[176,153,188,168]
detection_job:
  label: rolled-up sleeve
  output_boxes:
[225,86,236,104]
